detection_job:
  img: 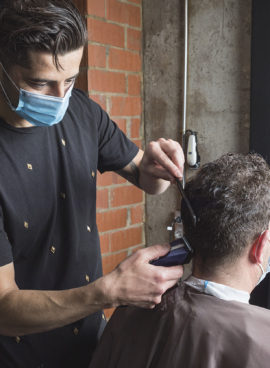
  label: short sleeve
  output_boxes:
[67,89,139,174]
[0,206,13,267]
[95,104,139,173]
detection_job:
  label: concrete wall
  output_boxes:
[143,0,251,247]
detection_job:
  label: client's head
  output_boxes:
[181,153,270,291]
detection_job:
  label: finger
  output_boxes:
[140,301,159,309]
[152,265,183,281]
[159,139,185,177]
[147,279,181,307]
[149,140,183,178]
[138,244,171,263]
[145,165,175,181]
[162,278,181,292]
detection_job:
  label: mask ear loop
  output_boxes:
[252,231,266,276]
[0,63,19,91]
[0,62,19,109]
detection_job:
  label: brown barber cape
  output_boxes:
[89,282,270,368]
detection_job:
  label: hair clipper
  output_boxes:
[151,236,193,267]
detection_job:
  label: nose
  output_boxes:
[48,83,67,98]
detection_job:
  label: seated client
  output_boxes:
[89,153,270,368]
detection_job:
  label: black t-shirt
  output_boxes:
[0,89,139,368]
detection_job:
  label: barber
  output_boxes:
[0,1,183,367]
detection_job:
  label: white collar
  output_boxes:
[184,275,250,304]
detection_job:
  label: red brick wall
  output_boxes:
[74,0,144,317]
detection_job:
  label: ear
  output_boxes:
[250,230,269,264]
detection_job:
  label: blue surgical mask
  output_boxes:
[0,63,73,127]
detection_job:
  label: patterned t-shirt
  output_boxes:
[0,88,139,368]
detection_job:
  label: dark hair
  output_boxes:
[182,153,270,271]
[0,0,87,69]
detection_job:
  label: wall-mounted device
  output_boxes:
[166,210,183,238]
[185,129,200,169]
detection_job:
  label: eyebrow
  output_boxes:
[28,72,79,83]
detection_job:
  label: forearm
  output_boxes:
[116,149,171,194]
[0,277,109,336]
[0,245,183,337]
[117,163,170,194]
[139,172,170,194]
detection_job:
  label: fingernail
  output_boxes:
[176,169,182,177]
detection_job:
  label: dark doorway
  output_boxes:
[250,0,270,308]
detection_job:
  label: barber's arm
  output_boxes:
[0,245,182,336]
[116,138,184,194]
[0,138,184,337]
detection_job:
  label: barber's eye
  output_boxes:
[65,78,76,85]
[30,81,47,87]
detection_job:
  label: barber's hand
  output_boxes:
[138,138,185,194]
[140,138,184,180]
[104,244,183,309]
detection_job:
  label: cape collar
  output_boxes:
[185,275,250,304]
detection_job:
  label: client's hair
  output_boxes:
[182,153,270,270]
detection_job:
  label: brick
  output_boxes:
[88,69,126,93]
[127,0,141,5]
[87,18,125,48]
[97,188,109,209]
[89,94,107,111]
[102,251,128,274]
[88,44,106,68]
[97,171,126,187]
[107,0,141,27]
[100,233,110,254]
[113,118,127,134]
[111,96,142,116]
[111,226,143,252]
[130,204,144,224]
[111,185,143,207]
[87,0,106,18]
[104,307,115,320]
[128,74,141,95]
[131,138,142,149]
[109,48,141,72]
[127,28,141,51]
[130,244,144,254]
[130,118,140,138]
[97,208,127,232]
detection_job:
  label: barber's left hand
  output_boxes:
[139,138,185,193]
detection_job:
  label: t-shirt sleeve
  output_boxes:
[0,206,13,267]
[95,103,139,173]
[69,89,139,173]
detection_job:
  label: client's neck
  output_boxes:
[192,256,259,294]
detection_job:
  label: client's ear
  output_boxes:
[250,230,269,264]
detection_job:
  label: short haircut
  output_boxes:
[182,153,270,270]
[0,0,87,70]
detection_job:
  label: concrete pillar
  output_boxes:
[143,0,251,247]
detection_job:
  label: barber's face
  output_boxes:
[1,47,84,107]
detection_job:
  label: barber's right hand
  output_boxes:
[103,244,183,309]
